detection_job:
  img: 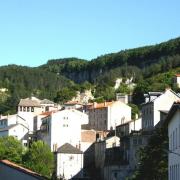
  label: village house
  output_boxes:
[0,114,29,146]
[88,101,131,131]
[142,89,180,130]
[165,102,180,180]
[63,101,83,110]
[0,160,47,180]
[95,135,120,167]
[80,129,96,169]
[38,109,88,151]
[116,118,142,138]
[56,143,84,180]
[128,130,152,170]
[17,97,60,133]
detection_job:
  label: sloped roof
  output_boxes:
[57,143,82,154]
[64,101,81,105]
[0,160,46,179]
[142,89,180,105]
[18,98,41,107]
[0,124,17,132]
[89,102,113,109]
[165,101,180,125]
[40,99,54,104]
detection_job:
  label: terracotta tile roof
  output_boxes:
[0,160,47,179]
[40,110,57,116]
[175,74,180,77]
[89,102,113,109]
[64,101,82,105]
[57,143,82,154]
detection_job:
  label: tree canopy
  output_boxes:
[23,141,54,178]
[0,136,23,164]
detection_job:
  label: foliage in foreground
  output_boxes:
[0,136,23,164]
[0,137,54,178]
[129,127,168,180]
[23,141,54,178]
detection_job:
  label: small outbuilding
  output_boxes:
[56,143,84,179]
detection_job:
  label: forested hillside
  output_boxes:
[0,37,180,114]
[42,37,180,83]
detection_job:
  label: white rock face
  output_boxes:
[114,78,122,89]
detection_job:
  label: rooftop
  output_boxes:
[40,99,54,104]
[89,102,113,109]
[19,97,55,107]
[57,143,82,154]
[18,98,41,107]
[0,124,17,132]
[165,101,180,125]
[0,160,46,179]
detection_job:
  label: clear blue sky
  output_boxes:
[0,0,180,67]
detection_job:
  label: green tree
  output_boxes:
[116,83,131,94]
[23,141,54,178]
[128,103,139,120]
[0,136,23,163]
[54,87,77,104]
[132,81,149,106]
[130,127,168,180]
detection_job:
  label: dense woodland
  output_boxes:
[0,37,180,114]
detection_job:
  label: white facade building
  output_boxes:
[0,124,29,146]
[56,143,83,179]
[38,109,88,151]
[116,118,142,137]
[0,114,29,146]
[142,89,180,130]
[166,102,180,180]
[17,96,59,133]
[88,101,131,131]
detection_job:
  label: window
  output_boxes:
[23,107,26,112]
[69,155,74,160]
[63,124,68,127]
[179,124,180,147]
[133,138,137,145]
[176,128,177,149]
[173,131,175,151]
[138,138,142,145]
[170,134,172,151]
[20,106,22,111]
[27,107,30,112]
[31,107,34,112]
[2,120,6,126]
